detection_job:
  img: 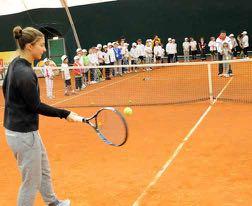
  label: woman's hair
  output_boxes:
[13,26,44,50]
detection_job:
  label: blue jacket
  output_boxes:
[114,48,123,60]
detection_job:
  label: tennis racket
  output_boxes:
[79,107,128,146]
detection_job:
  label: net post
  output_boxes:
[207,63,214,104]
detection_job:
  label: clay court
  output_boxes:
[1,61,252,206]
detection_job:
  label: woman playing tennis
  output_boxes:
[3,26,81,206]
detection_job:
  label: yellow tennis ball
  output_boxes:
[124,107,133,116]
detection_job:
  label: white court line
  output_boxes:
[51,73,140,106]
[132,77,233,206]
[0,73,141,115]
[0,74,140,125]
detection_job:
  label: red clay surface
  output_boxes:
[0,65,252,205]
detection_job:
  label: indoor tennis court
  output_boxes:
[0,60,252,205]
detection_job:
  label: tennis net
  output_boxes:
[38,58,252,108]
[1,59,252,108]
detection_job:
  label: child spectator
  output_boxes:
[42,58,54,99]
[73,56,83,91]
[208,37,217,61]
[61,55,75,96]
[183,38,190,62]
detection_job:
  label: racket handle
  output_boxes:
[68,112,84,122]
[75,116,84,122]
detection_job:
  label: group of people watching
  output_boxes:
[40,30,249,98]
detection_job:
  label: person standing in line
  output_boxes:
[183,38,190,62]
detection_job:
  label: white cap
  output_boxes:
[43,58,49,63]
[113,41,119,45]
[242,31,247,35]
[107,42,112,46]
[168,38,172,41]
[229,34,234,37]
[97,44,102,48]
[185,37,188,41]
[76,48,82,53]
[132,42,137,47]
[61,55,68,62]
[103,45,108,48]
[172,39,176,42]
[74,56,80,60]
[82,49,87,53]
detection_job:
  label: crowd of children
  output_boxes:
[41,31,249,98]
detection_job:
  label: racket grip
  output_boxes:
[75,116,84,122]
[68,112,84,122]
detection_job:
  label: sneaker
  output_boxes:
[49,199,70,206]
[58,199,71,206]
[218,74,223,77]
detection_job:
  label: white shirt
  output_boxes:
[121,46,129,58]
[183,42,190,52]
[154,45,163,57]
[61,63,71,80]
[161,48,165,58]
[103,51,110,64]
[208,40,217,51]
[130,47,139,60]
[121,45,127,55]
[166,43,173,54]
[230,38,238,48]
[166,43,177,54]
[97,50,104,64]
[136,44,145,57]
[242,35,249,48]
[173,43,177,54]
[216,36,232,53]
[144,45,153,58]
[78,55,84,65]
[190,41,197,51]
[108,48,116,63]
[88,53,99,66]
[44,66,54,79]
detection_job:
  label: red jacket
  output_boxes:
[73,62,82,76]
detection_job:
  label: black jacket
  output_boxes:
[3,57,70,132]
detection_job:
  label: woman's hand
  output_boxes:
[67,112,83,122]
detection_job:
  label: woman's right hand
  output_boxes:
[67,112,83,122]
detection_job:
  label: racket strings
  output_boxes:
[96,110,127,146]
